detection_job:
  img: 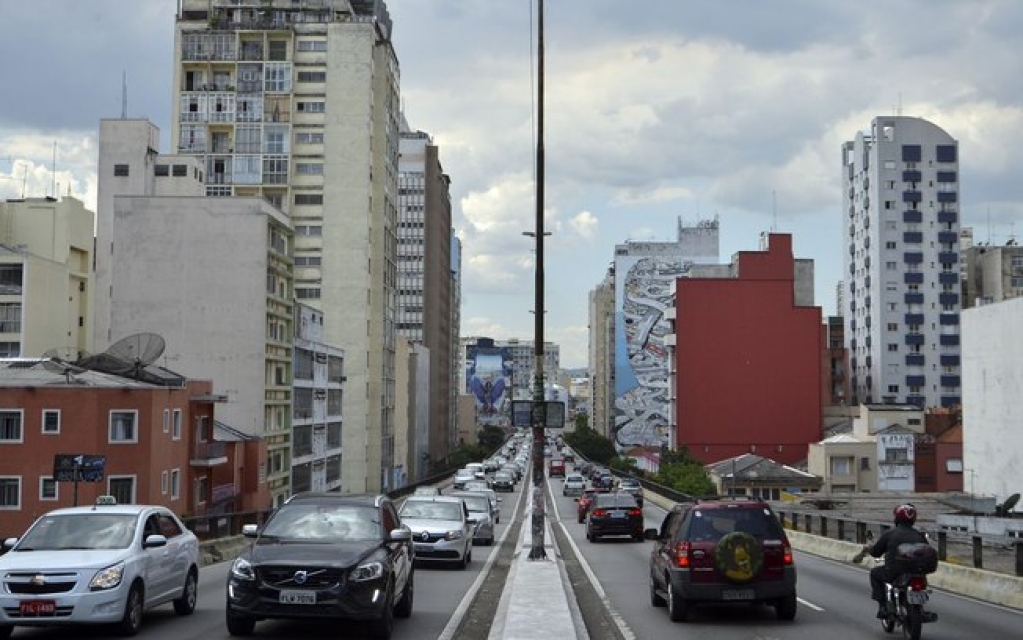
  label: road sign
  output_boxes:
[53,454,106,482]
[510,400,566,429]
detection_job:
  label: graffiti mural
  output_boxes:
[466,340,513,426]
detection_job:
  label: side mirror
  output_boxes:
[242,523,259,538]
[388,527,412,543]
[143,534,168,549]
[3,537,19,550]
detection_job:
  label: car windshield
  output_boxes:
[16,513,138,551]
[566,475,583,483]
[495,473,511,480]
[458,496,490,513]
[261,504,381,542]
[400,500,463,521]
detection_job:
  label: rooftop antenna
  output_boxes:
[50,141,56,199]
[897,92,903,116]
[772,190,778,231]
[122,70,128,119]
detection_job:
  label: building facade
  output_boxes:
[842,116,962,409]
[962,244,1023,308]
[588,268,615,438]
[172,0,401,493]
[459,337,560,427]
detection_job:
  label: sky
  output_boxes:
[3,1,1023,369]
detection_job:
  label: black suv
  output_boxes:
[226,493,414,638]
[646,498,796,622]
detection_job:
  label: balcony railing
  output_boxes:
[191,441,228,467]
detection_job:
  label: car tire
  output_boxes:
[667,580,690,623]
[173,568,198,615]
[649,575,666,607]
[775,593,797,621]
[367,581,395,639]
[395,570,414,619]
[114,582,144,636]
[226,606,256,636]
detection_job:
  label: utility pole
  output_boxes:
[528,0,547,561]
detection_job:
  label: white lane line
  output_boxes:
[798,596,825,611]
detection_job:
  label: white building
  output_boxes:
[842,116,962,409]
[172,0,401,492]
[962,296,1023,502]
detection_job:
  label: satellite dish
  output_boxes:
[41,347,89,383]
[998,493,1020,516]
[105,333,166,378]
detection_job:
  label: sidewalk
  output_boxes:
[488,486,586,640]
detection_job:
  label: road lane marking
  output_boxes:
[797,596,824,611]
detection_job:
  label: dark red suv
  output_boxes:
[646,498,797,622]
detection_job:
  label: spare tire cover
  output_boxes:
[714,531,764,583]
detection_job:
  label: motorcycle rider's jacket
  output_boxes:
[867,523,930,575]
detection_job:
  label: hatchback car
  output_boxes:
[226,492,413,638]
[586,493,644,542]
[452,469,476,491]
[618,478,644,507]
[575,487,607,523]
[492,471,515,492]
[398,496,474,569]
[646,498,797,622]
[0,497,199,638]
[563,474,586,497]
[449,492,495,546]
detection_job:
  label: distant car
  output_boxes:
[399,496,474,569]
[413,486,440,496]
[226,492,413,638]
[492,471,515,492]
[586,492,644,542]
[563,474,586,497]
[471,487,502,524]
[0,497,200,637]
[449,492,495,546]
[618,478,644,507]
[452,468,475,491]
[646,498,797,622]
[548,458,566,477]
[576,487,606,523]
[593,471,614,489]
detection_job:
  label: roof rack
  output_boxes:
[695,494,759,503]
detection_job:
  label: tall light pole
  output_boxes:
[528,0,548,561]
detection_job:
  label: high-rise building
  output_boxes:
[172,0,401,492]
[397,118,456,466]
[588,267,615,438]
[842,116,962,409]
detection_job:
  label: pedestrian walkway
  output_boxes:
[489,486,586,640]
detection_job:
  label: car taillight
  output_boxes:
[783,546,793,565]
[591,508,608,517]
[673,541,691,568]
[627,508,642,517]
[909,576,928,591]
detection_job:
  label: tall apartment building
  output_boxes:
[397,118,456,466]
[588,267,615,437]
[0,196,94,357]
[842,116,962,409]
[172,0,401,492]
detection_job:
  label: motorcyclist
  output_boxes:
[861,503,931,618]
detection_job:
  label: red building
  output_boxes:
[0,361,268,539]
[673,234,822,466]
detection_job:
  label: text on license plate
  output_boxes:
[721,589,755,601]
[20,600,56,615]
[907,590,928,605]
[279,590,316,605]
[611,512,626,518]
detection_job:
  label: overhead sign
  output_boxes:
[53,454,106,482]
[511,401,566,429]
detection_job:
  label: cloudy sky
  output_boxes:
[3,1,1023,368]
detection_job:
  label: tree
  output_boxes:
[477,425,505,450]
[655,450,715,496]
[564,425,617,465]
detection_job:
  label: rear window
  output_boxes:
[594,493,638,508]
[685,506,783,541]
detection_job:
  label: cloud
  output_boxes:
[568,211,598,240]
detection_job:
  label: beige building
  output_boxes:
[172,0,401,492]
[588,269,615,437]
[0,197,94,358]
[962,244,1023,308]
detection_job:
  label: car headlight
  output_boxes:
[231,556,256,581]
[445,530,464,541]
[350,561,384,582]
[89,562,125,591]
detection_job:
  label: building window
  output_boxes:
[296,101,325,113]
[114,164,130,177]
[860,457,871,471]
[297,71,326,82]
[0,342,18,357]
[0,410,23,442]
[295,163,323,175]
[884,448,909,463]
[294,193,323,205]
[172,164,188,177]
[946,458,963,473]
[172,409,182,440]
[109,476,135,505]
[170,469,181,500]
[887,344,898,352]
[0,303,22,333]
[297,40,327,52]
[195,477,208,504]
[161,471,169,495]
[40,476,57,501]
[163,409,170,433]
[830,457,852,476]
[296,287,321,300]
[109,411,138,443]
[0,477,20,509]
[295,132,324,145]
[42,410,60,434]
[154,164,169,177]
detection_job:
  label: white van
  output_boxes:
[465,462,486,480]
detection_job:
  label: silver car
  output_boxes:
[450,492,495,546]
[399,496,474,569]
[563,473,586,497]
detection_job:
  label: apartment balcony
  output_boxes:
[940,375,961,388]
[903,231,923,244]
[190,441,228,467]
[904,313,925,325]
[904,292,924,305]
[905,333,925,347]
[906,395,926,407]
[938,271,959,285]
[937,192,958,204]
[936,171,957,183]
[940,334,960,347]
[905,353,925,367]
[902,190,922,203]
[904,272,924,285]
[938,231,958,245]
[940,354,960,367]
[903,210,923,223]
[937,210,958,224]
[939,313,960,326]
[902,170,922,183]
[941,396,960,408]
[904,252,923,265]
[906,375,926,387]
[937,252,958,265]
[939,292,960,305]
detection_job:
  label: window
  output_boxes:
[295,132,324,144]
[946,458,963,473]
[296,287,321,300]
[860,457,871,471]
[161,470,169,495]
[297,71,326,82]
[0,410,23,442]
[196,477,208,504]
[0,303,22,333]
[884,448,909,463]
[902,145,922,162]
[154,164,169,177]
[297,40,327,52]
[887,344,898,352]
[42,409,60,434]
[936,145,957,163]
[830,456,852,476]
[109,411,137,443]
[170,469,181,500]
[172,164,188,177]
[294,193,323,205]
[297,101,325,113]
[296,163,323,175]
[172,409,182,440]
[109,476,135,505]
[163,408,170,433]
[0,477,19,509]
[114,164,129,177]
[40,476,57,501]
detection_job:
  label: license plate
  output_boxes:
[721,589,755,601]
[907,590,928,605]
[611,512,626,518]
[19,600,56,615]
[279,590,316,605]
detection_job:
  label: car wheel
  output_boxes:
[667,580,689,622]
[775,593,797,621]
[649,574,666,607]
[367,582,395,639]
[114,582,144,636]
[226,607,256,636]
[173,568,198,615]
[395,570,414,619]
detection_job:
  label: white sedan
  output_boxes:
[563,474,586,496]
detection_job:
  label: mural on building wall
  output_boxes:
[613,255,693,449]
[466,340,513,426]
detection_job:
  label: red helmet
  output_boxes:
[894,503,917,525]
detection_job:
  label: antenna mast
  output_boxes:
[122,71,128,119]
[50,142,56,198]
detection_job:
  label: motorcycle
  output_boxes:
[853,531,939,640]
